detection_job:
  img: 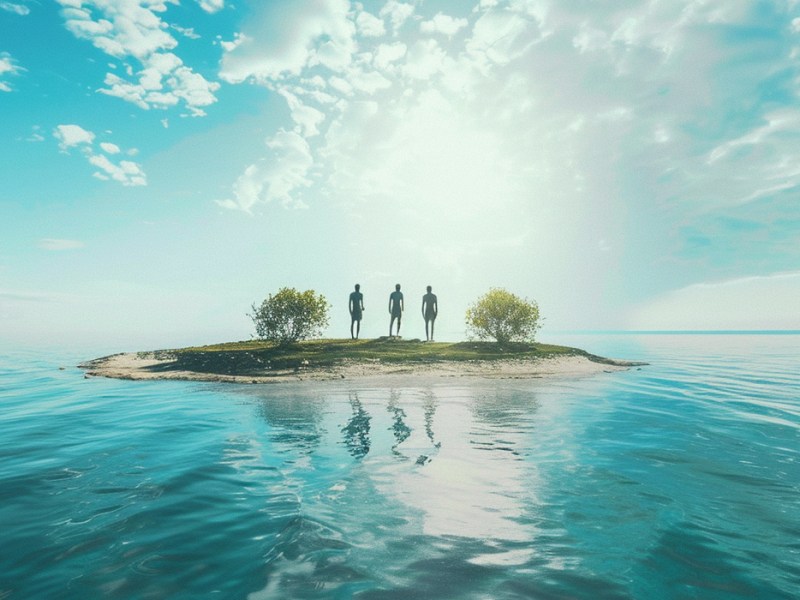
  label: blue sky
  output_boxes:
[1,0,799,350]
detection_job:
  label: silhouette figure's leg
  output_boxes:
[356,320,360,339]
[397,315,401,335]
[351,320,355,339]
[431,319,434,341]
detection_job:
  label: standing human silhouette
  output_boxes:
[421,285,438,341]
[388,284,404,337]
[349,284,365,339]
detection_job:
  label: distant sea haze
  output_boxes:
[1,333,797,599]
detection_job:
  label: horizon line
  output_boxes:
[543,329,800,335]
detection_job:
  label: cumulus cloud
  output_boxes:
[373,41,407,69]
[56,0,220,115]
[379,1,414,32]
[217,130,313,211]
[220,0,354,83]
[54,124,95,149]
[420,13,468,37]
[278,89,326,137]
[89,154,147,186]
[215,0,800,328]
[53,124,147,186]
[355,9,385,37]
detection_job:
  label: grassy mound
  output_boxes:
[136,337,609,377]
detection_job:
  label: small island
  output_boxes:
[79,338,646,384]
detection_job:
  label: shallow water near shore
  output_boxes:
[1,334,798,599]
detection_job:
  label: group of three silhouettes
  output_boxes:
[348,284,438,341]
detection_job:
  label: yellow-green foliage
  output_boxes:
[250,287,331,345]
[465,288,541,344]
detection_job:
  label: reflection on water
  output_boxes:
[2,336,799,599]
[342,393,370,459]
[422,390,440,449]
[386,389,411,455]
[244,381,561,593]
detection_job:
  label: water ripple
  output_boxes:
[1,337,799,598]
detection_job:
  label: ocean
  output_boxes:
[1,334,798,599]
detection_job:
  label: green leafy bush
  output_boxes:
[465,288,541,344]
[250,287,331,345]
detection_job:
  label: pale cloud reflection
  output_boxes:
[370,387,539,549]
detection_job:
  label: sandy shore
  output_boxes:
[79,352,644,384]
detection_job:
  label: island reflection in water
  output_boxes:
[240,378,584,596]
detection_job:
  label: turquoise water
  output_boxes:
[1,335,798,599]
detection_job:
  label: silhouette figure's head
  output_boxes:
[355,284,360,291]
[395,284,401,291]
[426,285,432,293]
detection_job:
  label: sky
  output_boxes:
[1,0,799,351]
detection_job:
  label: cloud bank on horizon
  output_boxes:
[1,0,799,346]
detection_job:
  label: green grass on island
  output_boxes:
[135,337,629,377]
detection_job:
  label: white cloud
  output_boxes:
[420,13,468,37]
[53,124,147,186]
[100,141,121,154]
[26,127,45,142]
[196,0,223,13]
[0,1,29,15]
[218,130,313,211]
[379,0,414,32]
[38,239,85,251]
[89,154,147,186]
[219,32,246,53]
[467,6,546,66]
[0,52,23,91]
[708,110,800,164]
[56,0,220,115]
[356,9,385,37]
[99,52,220,116]
[220,0,355,83]
[172,24,200,39]
[403,39,448,79]
[54,124,95,149]
[279,89,326,137]
[374,41,407,69]
[215,0,800,332]
[60,2,176,59]
[348,68,392,94]
[632,272,800,330]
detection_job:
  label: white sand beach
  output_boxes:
[79,352,643,384]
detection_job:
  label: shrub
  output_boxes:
[250,287,331,345]
[465,288,541,344]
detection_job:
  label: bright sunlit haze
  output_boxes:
[2,0,799,350]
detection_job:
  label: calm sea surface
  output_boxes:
[1,334,798,599]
